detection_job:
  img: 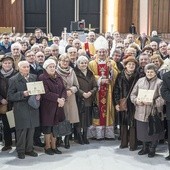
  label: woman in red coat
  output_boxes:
[39,59,67,155]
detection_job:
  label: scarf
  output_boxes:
[0,68,14,77]
[56,64,71,77]
[124,69,134,80]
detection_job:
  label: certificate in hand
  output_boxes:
[137,89,155,103]
[26,81,45,95]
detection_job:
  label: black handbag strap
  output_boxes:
[125,77,136,101]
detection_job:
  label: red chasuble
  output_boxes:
[97,63,109,126]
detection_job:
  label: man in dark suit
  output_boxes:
[8,61,40,159]
[25,50,44,147]
[161,71,170,161]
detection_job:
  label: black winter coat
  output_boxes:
[161,71,170,120]
[0,69,17,111]
[114,70,138,126]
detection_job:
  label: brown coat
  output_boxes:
[130,76,164,122]
[74,67,98,107]
[38,70,67,126]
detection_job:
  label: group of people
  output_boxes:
[0,28,170,161]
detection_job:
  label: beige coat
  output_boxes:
[56,67,79,123]
[130,76,164,122]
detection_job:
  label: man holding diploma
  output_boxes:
[7,61,40,159]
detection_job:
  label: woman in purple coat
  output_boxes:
[39,59,67,155]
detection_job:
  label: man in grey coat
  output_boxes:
[8,61,40,159]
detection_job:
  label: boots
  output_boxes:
[119,125,128,149]
[165,144,170,161]
[83,131,89,144]
[148,141,157,158]
[64,135,70,149]
[56,137,63,147]
[77,133,84,145]
[129,127,137,151]
[138,142,150,155]
[148,147,156,158]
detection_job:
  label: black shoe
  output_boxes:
[165,155,170,161]
[52,148,62,154]
[64,135,70,149]
[18,152,25,159]
[77,133,84,145]
[138,148,149,155]
[119,145,128,149]
[25,151,38,157]
[56,137,63,147]
[1,146,12,151]
[45,148,54,155]
[34,142,45,147]
[148,149,155,158]
[84,138,90,144]
[129,147,137,151]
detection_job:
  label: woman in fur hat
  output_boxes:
[114,56,138,151]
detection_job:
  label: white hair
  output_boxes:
[11,42,22,51]
[76,55,89,65]
[18,61,29,68]
[151,30,157,36]
[31,44,40,50]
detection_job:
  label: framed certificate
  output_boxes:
[26,81,45,95]
[137,89,155,103]
[6,110,15,128]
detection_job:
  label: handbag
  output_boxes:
[0,104,7,114]
[118,78,136,112]
[92,100,100,119]
[148,106,163,136]
[119,98,127,112]
[53,120,72,137]
[28,95,40,109]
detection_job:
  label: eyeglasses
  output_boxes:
[26,54,35,57]
[61,60,69,63]
[52,49,59,52]
[159,45,167,49]
[80,62,87,64]
[98,50,106,53]
[69,51,77,54]
[37,55,44,58]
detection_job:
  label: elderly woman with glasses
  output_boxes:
[56,53,80,148]
[131,63,164,158]
[150,54,169,79]
[74,56,98,144]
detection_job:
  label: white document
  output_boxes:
[26,81,45,95]
[6,110,15,128]
[137,89,155,103]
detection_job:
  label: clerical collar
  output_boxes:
[98,60,106,64]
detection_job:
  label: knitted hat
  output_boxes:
[43,59,56,69]
[0,54,14,62]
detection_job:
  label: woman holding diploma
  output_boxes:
[131,63,164,158]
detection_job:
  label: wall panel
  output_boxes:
[0,0,24,33]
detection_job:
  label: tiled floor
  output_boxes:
[0,140,169,170]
